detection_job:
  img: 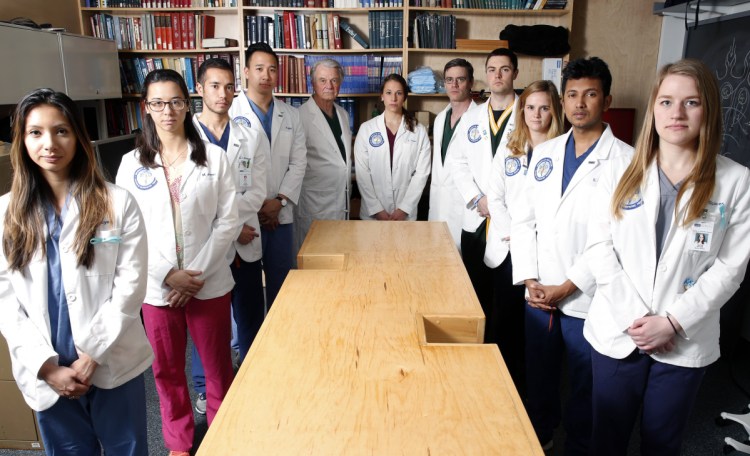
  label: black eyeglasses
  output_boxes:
[146,99,188,112]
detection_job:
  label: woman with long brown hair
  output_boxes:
[584,59,750,455]
[0,88,152,454]
[354,73,431,221]
[116,69,238,456]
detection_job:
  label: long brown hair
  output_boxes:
[381,73,416,132]
[3,89,111,271]
[506,80,563,157]
[611,59,721,225]
[136,69,207,168]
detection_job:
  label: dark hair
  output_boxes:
[444,58,474,82]
[244,42,279,67]
[136,69,206,168]
[197,57,234,85]
[562,57,612,97]
[4,89,111,270]
[381,73,416,132]
[485,48,518,71]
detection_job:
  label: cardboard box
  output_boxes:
[0,336,44,450]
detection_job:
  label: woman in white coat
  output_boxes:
[354,73,431,221]
[584,59,750,456]
[0,89,152,455]
[116,69,238,456]
[484,80,563,395]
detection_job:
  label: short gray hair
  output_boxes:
[310,58,345,82]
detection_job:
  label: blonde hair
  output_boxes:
[611,59,721,224]
[506,80,563,157]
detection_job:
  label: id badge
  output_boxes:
[689,218,714,252]
[238,156,253,191]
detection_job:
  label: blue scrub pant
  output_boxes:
[525,306,592,456]
[36,374,148,456]
[262,223,294,308]
[591,348,706,456]
[192,257,265,392]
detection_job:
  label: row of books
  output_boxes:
[119,53,241,95]
[90,13,218,51]
[245,0,404,7]
[412,13,455,49]
[245,13,343,50]
[408,0,565,8]
[368,11,402,49]
[84,0,235,7]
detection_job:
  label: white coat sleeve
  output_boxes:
[354,129,385,216]
[236,132,267,226]
[446,123,482,204]
[185,152,239,277]
[0,254,59,381]
[487,150,509,237]
[396,126,432,216]
[666,167,750,337]
[509,156,539,285]
[76,190,149,363]
[277,112,307,205]
[584,161,650,331]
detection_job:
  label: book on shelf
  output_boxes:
[338,20,368,49]
[203,37,239,48]
[245,13,344,50]
[412,13,455,49]
[408,0,542,8]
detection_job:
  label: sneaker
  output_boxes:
[541,439,553,455]
[194,393,206,415]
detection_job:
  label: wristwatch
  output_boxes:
[276,196,288,207]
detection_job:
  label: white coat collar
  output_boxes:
[304,98,342,155]
[558,123,617,206]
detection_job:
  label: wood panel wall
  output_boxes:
[570,0,662,137]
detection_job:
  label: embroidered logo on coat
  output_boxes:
[534,158,553,181]
[467,124,481,143]
[505,157,522,177]
[134,167,157,190]
[369,132,384,147]
[233,116,251,127]
[683,278,696,291]
[622,190,644,210]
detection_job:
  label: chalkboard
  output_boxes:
[686,11,750,168]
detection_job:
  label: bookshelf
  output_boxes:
[76,0,574,134]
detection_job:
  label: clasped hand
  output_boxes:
[164,269,205,307]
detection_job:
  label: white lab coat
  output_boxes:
[116,143,238,305]
[192,115,267,263]
[295,98,352,248]
[584,154,750,368]
[353,113,431,220]
[448,97,518,233]
[510,125,634,318]
[0,185,154,411]
[229,92,307,224]
[428,101,477,249]
[484,144,531,268]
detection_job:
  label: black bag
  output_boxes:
[499,24,570,57]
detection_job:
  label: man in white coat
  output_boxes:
[190,58,267,412]
[229,42,307,307]
[428,58,477,250]
[295,58,352,253]
[447,48,518,345]
[510,57,634,455]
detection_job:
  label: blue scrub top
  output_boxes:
[44,198,78,367]
[247,95,274,144]
[562,134,599,195]
[198,121,231,152]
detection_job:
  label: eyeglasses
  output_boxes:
[444,76,468,85]
[146,99,188,112]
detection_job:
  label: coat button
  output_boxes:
[658,264,667,272]
[185,230,192,236]
[67,294,77,302]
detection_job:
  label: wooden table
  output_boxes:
[197,221,542,455]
